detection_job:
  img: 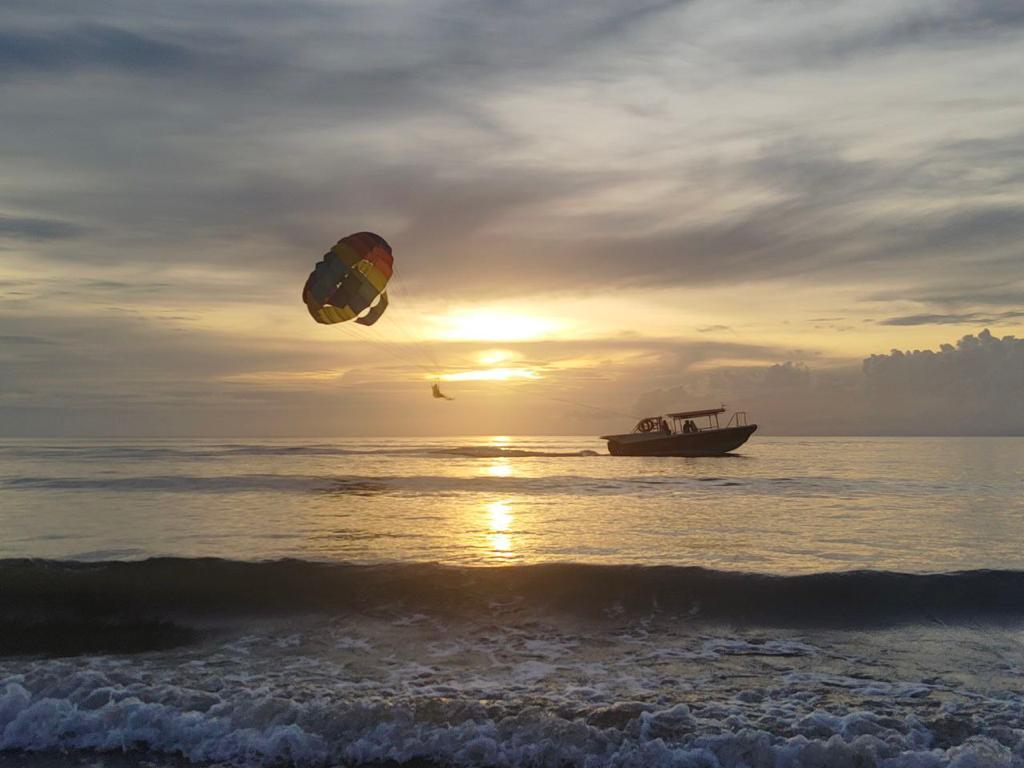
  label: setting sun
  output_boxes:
[439,367,540,382]
[434,310,561,342]
[477,349,519,365]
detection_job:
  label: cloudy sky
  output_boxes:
[2,0,1023,436]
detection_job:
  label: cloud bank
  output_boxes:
[636,331,1024,435]
[862,329,1024,434]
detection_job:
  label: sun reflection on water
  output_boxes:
[485,458,513,477]
[487,500,512,531]
[485,500,514,559]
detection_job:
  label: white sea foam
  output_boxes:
[0,617,1020,767]
[1,676,1019,767]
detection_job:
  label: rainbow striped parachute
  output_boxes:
[302,232,393,326]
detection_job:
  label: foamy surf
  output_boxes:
[1,605,1020,767]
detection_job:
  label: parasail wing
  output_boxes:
[303,232,393,326]
[354,291,388,326]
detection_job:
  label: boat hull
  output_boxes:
[604,425,757,456]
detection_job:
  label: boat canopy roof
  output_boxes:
[664,407,726,419]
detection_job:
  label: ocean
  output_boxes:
[0,436,1022,767]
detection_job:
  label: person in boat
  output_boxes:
[431,382,453,400]
[683,419,696,433]
[660,418,671,435]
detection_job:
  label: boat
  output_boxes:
[601,406,757,456]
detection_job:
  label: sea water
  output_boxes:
[0,436,1022,766]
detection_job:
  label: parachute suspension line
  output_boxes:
[384,266,475,394]
[384,268,444,373]
[328,313,425,378]
[302,231,445,395]
[358,297,444,383]
[386,321,440,374]
[353,297,426,367]
[381,262,552,378]
[352,310,436,377]
[388,268,530,375]
[335,282,433,376]
[522,390,641,421]
[374,320,440,378]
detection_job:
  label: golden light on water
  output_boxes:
[490,533,513,556]
[485,458,513,477]
[485,500,514,558]
[487,500,512,531]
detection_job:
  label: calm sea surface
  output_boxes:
[2,436,1023,767]
[1,436,1022,571]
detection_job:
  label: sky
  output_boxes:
[2,0,1023,436]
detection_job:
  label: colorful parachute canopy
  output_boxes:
[302,232,393,326]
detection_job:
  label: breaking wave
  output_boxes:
[2,559,1023,656]
[1,472,933,498]
[3,560,1022,766]
[0,472,726,495]
[0,443,601,461]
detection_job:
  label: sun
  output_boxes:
[477,349,518,365]
[434,310,561,342]
[440,367,539,382]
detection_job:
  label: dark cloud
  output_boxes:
[735,0,1024,71]
[906,204,1024,252]
[0,24,198,77]
[0,214,87,240]
[381,139,1024,295]
[2,1,1022,297]
[634,361,868,435]
[863,329,1024,433]
[879,311,1024,326]
[0,334,56,346]
[0,0,683,87]
[634,330,1024,435]
[868,284,1024,309]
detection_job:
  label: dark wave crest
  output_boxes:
[435,446,600,458]
[2,559,1023,655]
[211,445,600,459]
[2,472,695,495]
[0,443,601,461]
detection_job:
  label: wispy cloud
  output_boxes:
[0,214,87,240]
[0,24,197,77]
[879,311,1024,326]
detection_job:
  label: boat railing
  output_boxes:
[725,411,748,428]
